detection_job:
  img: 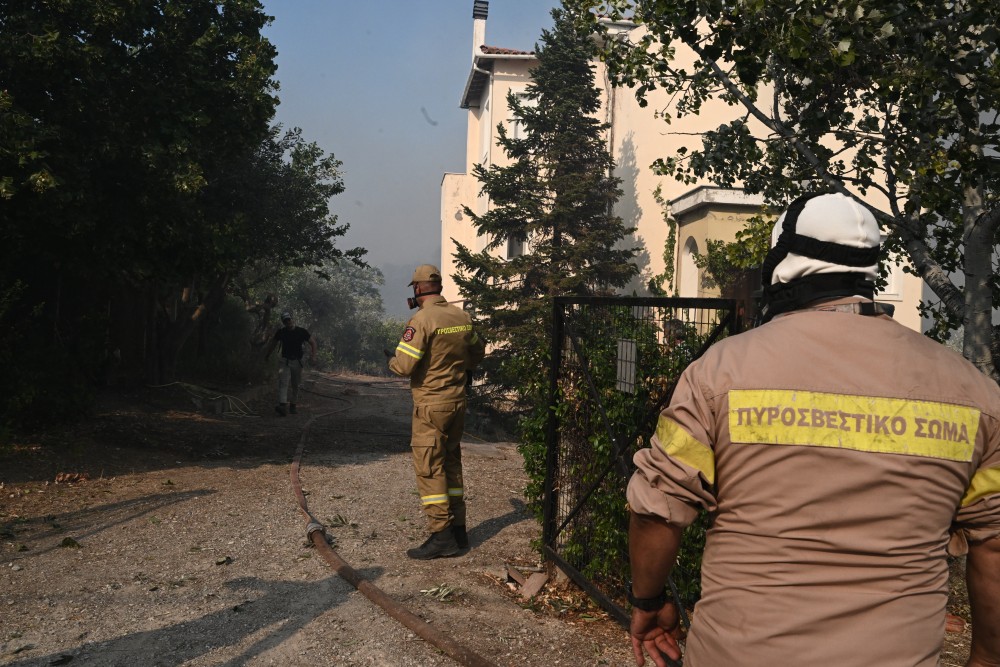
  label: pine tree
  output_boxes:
[453,7,638,410]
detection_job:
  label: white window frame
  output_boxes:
[506,233,527,260]
[510,91,535,141]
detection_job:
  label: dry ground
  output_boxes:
[1,372,633,667]
[0,371,973,666]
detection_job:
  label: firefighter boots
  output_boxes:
[274,403,287,417]
[406,530,459,560]
[452,524,469,549]
[289,403,297,414]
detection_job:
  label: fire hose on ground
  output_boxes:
[289,408,498,667]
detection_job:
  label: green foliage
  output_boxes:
[172,260,400,385]
[282,262,390,373]
[574,0,1000,378]
[647,185,678,295]
[207,125,362,279]
[673,511,710,608]
[1,0,280,287]
[0,90,54,199]
[176,295,267,385]
[368,317,409,376]
[250,261,398,375]
[454,7,640,419]
[0,1,366,405]
[0,283,101,435]
[0,0,273,388]
[693,215,773,293]
[520,300,715,602]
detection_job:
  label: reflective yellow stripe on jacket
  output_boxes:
[963,466,1000,507]
[396,341,423,360]
[656,416,716,484]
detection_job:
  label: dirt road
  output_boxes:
[1,372,633,667]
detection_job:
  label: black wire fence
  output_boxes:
[541,296,745,628]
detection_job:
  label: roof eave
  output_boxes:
[460,66,489,109]
[460,52,538,109]
[669,186,766,219]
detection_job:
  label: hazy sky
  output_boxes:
[261,0,560,316]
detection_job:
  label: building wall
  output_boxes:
[594,44,773,298]
[442,18,927,331]
[675,205,763,298]
[441,57,535,301]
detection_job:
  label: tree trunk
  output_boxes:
[144,275,230,385]
[960,184,997,381]
[246,293,278,349]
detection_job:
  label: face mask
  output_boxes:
[407,286,442,309]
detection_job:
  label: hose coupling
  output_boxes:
[306,522,326,540]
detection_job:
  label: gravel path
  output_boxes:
[1,372,634,667]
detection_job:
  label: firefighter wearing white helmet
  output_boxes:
[626,193,1000,666]
[387,264,486,559]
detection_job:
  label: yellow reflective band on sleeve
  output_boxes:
[470,333,479,343]
[729,390,979,462]
[421,493,448,506]
[447,487,464,497]
[962,466,1000,507]
[655,415,715,484]
[396,341,423,360]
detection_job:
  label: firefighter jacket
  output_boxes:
[628,298,1000,667]
[389,296,485,405]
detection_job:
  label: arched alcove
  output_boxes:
[680,237,699,297]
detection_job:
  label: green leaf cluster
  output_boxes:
[573,0,1000,378]
[252,261,398,375]
[533,302,716,606]
[173,262,398,385]
[0,1,365,414]
[647,185,678,295]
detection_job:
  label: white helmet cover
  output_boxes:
[759,193,881,320]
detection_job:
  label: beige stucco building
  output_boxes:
[441,2,926,332]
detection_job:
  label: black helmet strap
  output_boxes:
[758,193,881,323]
[759,272,876,323]
[760,193,824,286]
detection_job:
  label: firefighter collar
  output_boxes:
[800,297,895,318]
[420,295,448,309]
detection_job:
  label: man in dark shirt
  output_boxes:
[264,311,316,416]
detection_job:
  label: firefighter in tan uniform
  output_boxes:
[388,264,486,560]
[626,193,1000,667]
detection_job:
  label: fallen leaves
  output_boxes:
[491,562,613,624]
[420,583,458,602]
[327,513,357,528]
[54,472,90,485]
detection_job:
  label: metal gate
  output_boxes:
[541,296,744,626]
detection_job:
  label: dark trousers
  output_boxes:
[277,358,303,403]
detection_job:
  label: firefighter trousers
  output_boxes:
[409,400,466,533]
